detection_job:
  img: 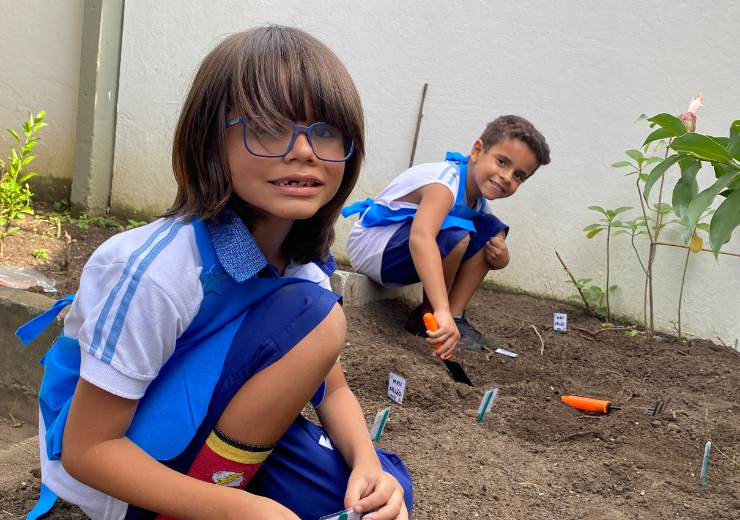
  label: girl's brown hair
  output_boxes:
[165,26,365,263]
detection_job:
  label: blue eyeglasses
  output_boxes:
[225,117,355,162]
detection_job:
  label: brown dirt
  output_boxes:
[2,211,740,519]
[0,202,128,300]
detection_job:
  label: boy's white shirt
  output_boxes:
[41,218,333,520]
[346,161,491,287]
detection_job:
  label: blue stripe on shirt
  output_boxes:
[100,221,186,364]
[89,219,176,356]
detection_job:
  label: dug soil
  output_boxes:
[2,210,739,519]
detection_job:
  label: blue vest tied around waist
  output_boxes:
[340,152,486,234]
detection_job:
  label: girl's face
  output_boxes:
[226,115,346,222]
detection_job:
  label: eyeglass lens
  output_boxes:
[244,121,352,161]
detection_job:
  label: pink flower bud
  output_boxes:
[679,94,703,133]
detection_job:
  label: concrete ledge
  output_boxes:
[0,287,67,426]
[330,271,422,306]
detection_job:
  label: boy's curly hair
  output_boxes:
[479,115,550,171]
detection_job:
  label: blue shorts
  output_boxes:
[123,282,413,520]
[380,213,508,286]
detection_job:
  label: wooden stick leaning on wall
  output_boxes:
[555,251,594,316]
[409,83,428,168]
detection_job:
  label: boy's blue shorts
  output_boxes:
[380,213,508,286]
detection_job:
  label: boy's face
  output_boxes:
[468,138,539,201]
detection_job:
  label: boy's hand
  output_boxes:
[484,233,509,269]
[345,465,408,520]
[426,308,459,359]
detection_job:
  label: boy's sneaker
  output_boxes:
[405,305,428,338]
[454,312,500,352]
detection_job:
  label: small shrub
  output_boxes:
[33,248,49,259]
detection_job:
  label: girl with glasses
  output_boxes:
[21,26,411,520]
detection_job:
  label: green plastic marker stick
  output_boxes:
[701,441,711,488]
[369,407,390,442]
[477,389,498,423]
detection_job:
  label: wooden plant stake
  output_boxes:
[408,83,428,168]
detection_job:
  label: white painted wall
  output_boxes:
[0,0,84,191]
[113,0,740,343]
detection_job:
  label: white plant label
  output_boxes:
[477,388,499,422]
[369,407,391,442]
[388,372,406,404]
[554,313,567,331]
[319,509,362,520]
[494,347,518,357]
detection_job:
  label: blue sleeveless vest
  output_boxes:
[340,152,486,234]
[17,218,332,520]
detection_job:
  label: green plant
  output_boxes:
[94,215,118,227]
[566,278,616,318]
[583,206,632,321]
[53,199,69,211]
[0,111,46,257]
[126,219,147,230]
[32,248,49,259]
[75,213,90,230]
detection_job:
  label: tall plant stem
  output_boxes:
[636,172,654,337]
[644,142,672,339]
[606,223,611,322]
[677,247,691,341]
[631,232,648,329]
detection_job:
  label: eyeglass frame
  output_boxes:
[225,117,355,162]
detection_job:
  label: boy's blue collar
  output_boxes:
[205,207,268,282]
[445,151,469,165]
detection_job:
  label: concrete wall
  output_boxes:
[111,0,740,341]
[0,0,84,201]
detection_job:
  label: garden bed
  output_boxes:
[1,210,739,519]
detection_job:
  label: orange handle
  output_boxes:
[561,395,611,414]
[423,313,451,360]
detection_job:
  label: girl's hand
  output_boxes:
[426,308,459,359]
[484,233,509,269]
[344,465,408,520]
[227,493,301,520]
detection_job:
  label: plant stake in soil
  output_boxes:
[701,441,711,488]
[423,313,474,386]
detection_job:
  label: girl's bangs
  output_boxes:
[228,28,363,146]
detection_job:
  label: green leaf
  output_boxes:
[645,157,664,165]
[611,161,633,168]
[578,278,593,285]
[672,158,701,222]
[671,133,738,165]
[729,120,740,159]
[625,149,644,160]
[614,206,633,215]
[567,295,582,299]
[611,221,622,228]
[583,223,602,232]
[709,188,740,260]
[18,172,37,183]
[647,113,688,137]
[696,223,711,232]
[644,155,680,202]
[588,206,607,216]
[612,229,628,236]
[6,128,20,143]
[686,171,740,232]
[606,209,616,218]
[639,173,649,182]
[33,122,48,132]
[625,330,639,337]
[608,284,618,291]
[587,228,604,239]
[635,114,649,123]
[21,155,36,168]
[642,128,675,149]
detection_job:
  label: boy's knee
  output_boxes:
[453,233,471,251]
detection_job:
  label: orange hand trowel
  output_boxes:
[423,313,474,386]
